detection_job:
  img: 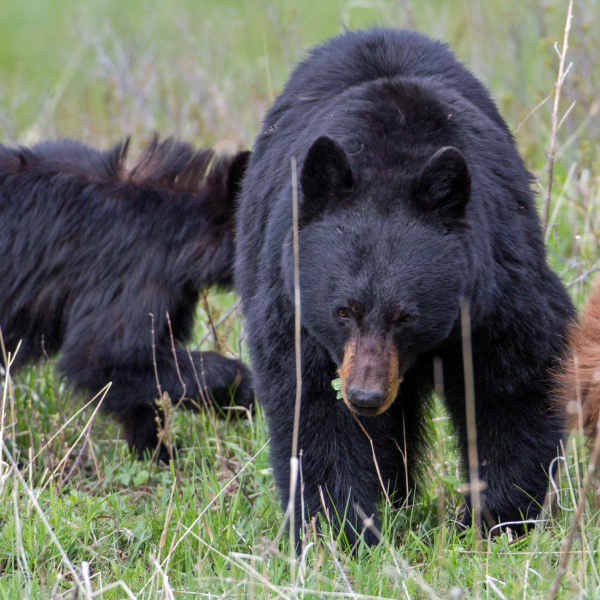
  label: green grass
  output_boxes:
[1,0,600,598]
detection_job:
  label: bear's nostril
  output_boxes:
[346,388,385,408]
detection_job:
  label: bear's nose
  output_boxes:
[346,387,385,409]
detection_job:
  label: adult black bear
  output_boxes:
[235,28,575,546]
[0,137,253,460]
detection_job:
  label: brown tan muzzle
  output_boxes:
[338,334,402,416]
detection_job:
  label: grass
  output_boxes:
[1,0,600,598]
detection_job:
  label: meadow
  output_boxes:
[1,0,600,597]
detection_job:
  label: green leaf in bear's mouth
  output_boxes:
[331,377,343,400]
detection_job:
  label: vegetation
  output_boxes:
[1,0,599,597]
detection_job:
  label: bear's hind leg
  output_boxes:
[59,343,254,458]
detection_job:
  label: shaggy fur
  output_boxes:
[0,137,253,460]
[556,280,600,437]
[234,28,575,547]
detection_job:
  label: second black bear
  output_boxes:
[0,137,253,460]
[235,29,574,545]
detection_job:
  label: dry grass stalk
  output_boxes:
[542,0,574,229]
[289,155,303,573]
[0,327,15,483]
[461,298,482,540]
[352,413,392,507]
[201,293,221,353]
[514,93,552,135]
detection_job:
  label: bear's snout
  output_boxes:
[338,334,402,417]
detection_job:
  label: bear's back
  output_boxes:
[266,28,508,137]
[0,139,219,346]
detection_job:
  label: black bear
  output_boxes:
[235,28,575,546]
[0,137,253,460]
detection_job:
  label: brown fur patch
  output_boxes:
[339,338,357,413]
[381,347,401,414]
[556,279,600,437]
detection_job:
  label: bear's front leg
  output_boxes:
[473,394,562,532]
[273,410,386,546]
[263,357,413,549]
[442,347,564,534]
[271,402,383,548]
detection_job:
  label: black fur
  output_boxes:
[235,29,575,546]
[0,137,253,460]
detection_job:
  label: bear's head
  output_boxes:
[284,136,472,417]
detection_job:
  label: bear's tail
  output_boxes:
[556,279,600,437]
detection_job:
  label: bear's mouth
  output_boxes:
[349,405,384,417]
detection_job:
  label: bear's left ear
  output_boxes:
[300,136,353,227]
[414,147,471,219]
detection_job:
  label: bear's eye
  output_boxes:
[394,313,413,324]
[336,308,350,320]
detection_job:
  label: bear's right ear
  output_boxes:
[414,146,471,220]
[300,136,353,227]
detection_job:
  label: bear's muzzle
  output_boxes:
[338,333,401,416]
